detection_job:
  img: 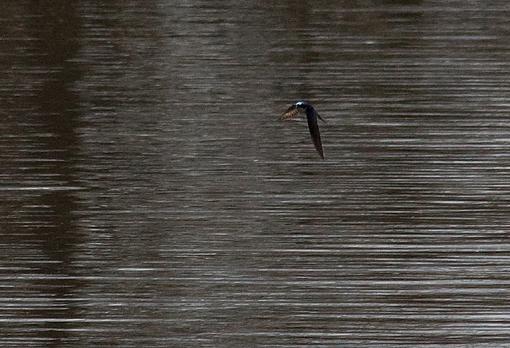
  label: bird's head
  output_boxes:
[295,101,308,109]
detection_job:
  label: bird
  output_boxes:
[280,101,326,159]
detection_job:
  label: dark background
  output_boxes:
[2,1,510,346]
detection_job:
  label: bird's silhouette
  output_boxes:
[281,101,326,159]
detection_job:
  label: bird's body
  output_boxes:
[281,101,326,159]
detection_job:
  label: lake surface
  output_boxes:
[2,1,510,346]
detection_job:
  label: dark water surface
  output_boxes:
[2,1,510,346]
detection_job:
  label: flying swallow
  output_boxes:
[281,101,326,159]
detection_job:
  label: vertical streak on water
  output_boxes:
[2,1,83,343]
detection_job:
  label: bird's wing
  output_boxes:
[306,109,325,159]
[280,105,301,121]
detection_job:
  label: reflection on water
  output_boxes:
[2,0,510,346]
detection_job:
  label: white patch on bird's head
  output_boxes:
[295,101,306,108]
